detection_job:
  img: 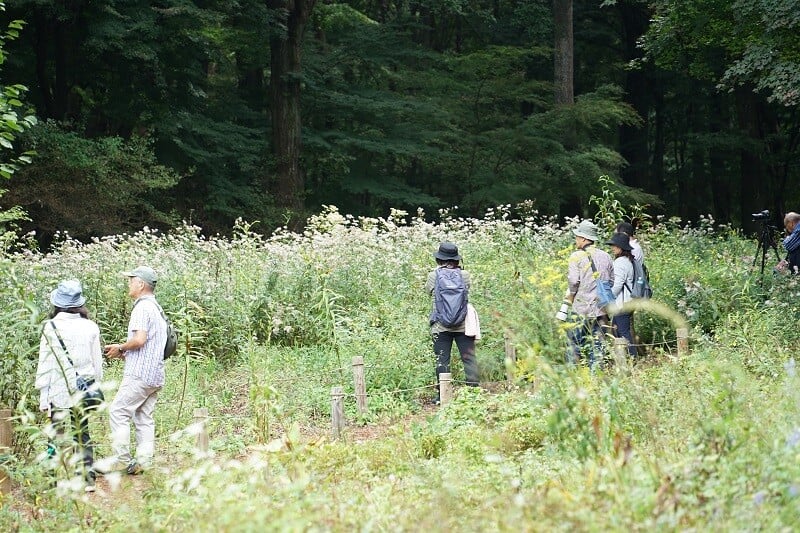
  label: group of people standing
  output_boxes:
[35,266,167,492]
[427,209,800,392]
[424,220,646,400]
[565,220,644,367]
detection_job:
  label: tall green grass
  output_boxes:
[1,204,799,530]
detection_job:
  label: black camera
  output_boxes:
[752,209,770,221]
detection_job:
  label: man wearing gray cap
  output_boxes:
[565,220,614,368]
[98,266,167,475]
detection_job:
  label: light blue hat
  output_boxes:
[50,279,86,308]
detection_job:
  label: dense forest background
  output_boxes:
[0,0,798,244]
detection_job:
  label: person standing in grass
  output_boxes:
[606,232,638,357]
[616,220,647,347]
[426,242,479,404]
[565,220,614,368]
[98,266,167,476]
[615,221,643,263]
[35,279,104,493]
[779,212,800,273]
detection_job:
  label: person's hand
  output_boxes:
[104,344,125,359]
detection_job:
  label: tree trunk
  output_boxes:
[736,88,766,231]
[617,2,649,189]
[688,102,708,221]
[553,0,573,105]
[268,0,317,213]
[650,79,666,195]
[709,98,731,221]
[33,11,55,119]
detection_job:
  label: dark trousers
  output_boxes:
[50,406,95,481]
[566,315,610,368]
[433,330,479,395]
[788,249,800,274]
[612,313,638,357]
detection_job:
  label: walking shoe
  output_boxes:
[126,460,143,475]
[94,457,128,475]
[84,478,96,493]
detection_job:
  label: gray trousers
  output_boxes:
[109,375,161,465]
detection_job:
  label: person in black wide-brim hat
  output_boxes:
[606,232,638,357]
[425,242,479,404]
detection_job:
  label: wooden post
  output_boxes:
[0,409,11,452]
[504,332,517,382]
[676,327,689,357]
[352,356,367,414]
[613,338,630,373]
[193,408,209,453]
[0,409,12,494]
[439,373,453,407]
[330,386,344,440]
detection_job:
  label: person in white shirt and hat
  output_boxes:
[35,279,104,492]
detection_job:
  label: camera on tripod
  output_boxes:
[750,208,780,278]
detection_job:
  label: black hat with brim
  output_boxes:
[606,232,633,251]
[434,242,461,261]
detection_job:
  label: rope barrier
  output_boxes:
[259,367,351,387]
[32,328,695,454]
[343,383,438,397]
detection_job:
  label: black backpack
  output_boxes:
[429,268,469,327]
[133,299,179,359]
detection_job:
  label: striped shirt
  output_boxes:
[784,225,800,253]
[125,296,166,387]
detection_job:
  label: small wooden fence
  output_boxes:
[0,328,691,473]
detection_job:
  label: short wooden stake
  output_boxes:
[0,409,11,452]
[676,327,689,357]
[613,338,630,373]
[0,409,11,494]
[330,386,344,440]
[439,373,453,407]
[504,332,517,382]
[193,408,209,453]
[352,356,367,414]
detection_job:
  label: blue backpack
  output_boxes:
[430,268,468,327]
[587,251,615,309]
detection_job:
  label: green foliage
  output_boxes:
[2,122,180,242]
[721,0,800,106]
[0,1,36,246]
[0,265,42,415]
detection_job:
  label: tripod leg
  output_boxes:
[771,241,781,262]
[753,240,764,268]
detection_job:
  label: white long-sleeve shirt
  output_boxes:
[610,256,635,311]
[35,312,103,410]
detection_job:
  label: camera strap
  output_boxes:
[49,320,82,386]
[582,244,599,275]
